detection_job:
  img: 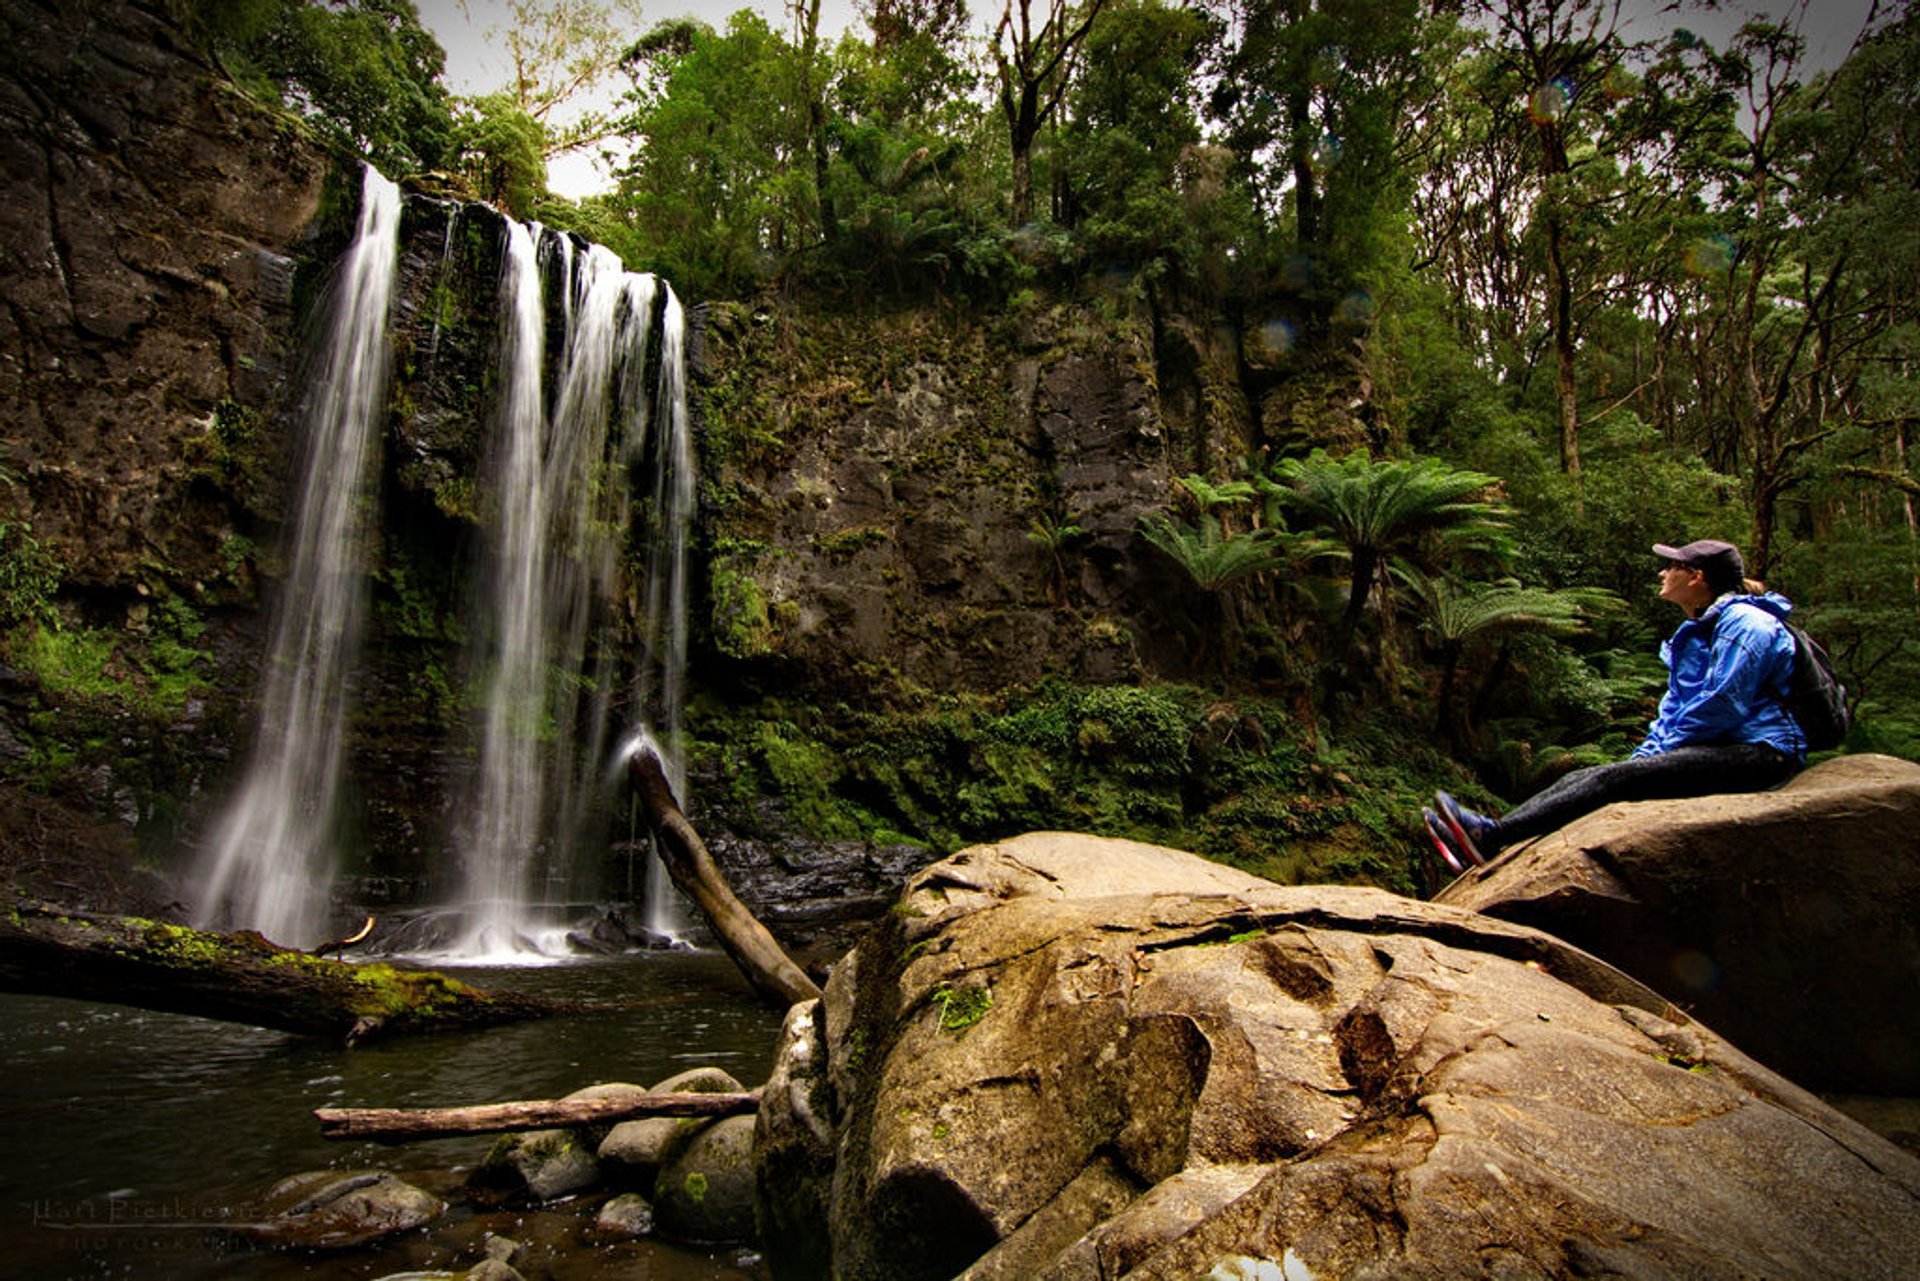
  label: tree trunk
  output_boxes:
[316,1088,761,1143]
[0,901,568,1045]
[627,744,822,1008]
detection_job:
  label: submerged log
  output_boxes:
[315,1087,762,1143]
[628,744,822,1007]
[0,900,568,1045]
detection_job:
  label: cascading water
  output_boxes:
[638,289,696,937]
[453,221,693,958]
[191,165,401,947]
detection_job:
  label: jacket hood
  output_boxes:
[1705,590,1795,623]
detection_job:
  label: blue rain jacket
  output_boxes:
[1632,591,1805,761]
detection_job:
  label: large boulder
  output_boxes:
[1434,753,1920,1093]
[756,832,1920,1280]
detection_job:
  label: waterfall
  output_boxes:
[191,165,401,947]
[640,289,696,937]
[453,223,692,958]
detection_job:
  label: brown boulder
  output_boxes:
[756,832,1920,1280]
[1435,753,1920,1093]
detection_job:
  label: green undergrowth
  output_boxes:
[688,679,1467,894]
[4,594,211,726]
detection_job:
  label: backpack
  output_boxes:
[1781,621,1851,752]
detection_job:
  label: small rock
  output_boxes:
[481,1233,524,1264]
[242,1170,445,1249]
[474,1128,599,1203]
[595,1192,656,1238]
[464,1262,524,1281]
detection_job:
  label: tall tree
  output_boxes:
[208,0,455,172]
[1652,8,1917,576]
[613,15,815,295]
[1204,0,1430,294]
[1057,0,1211,266]
[993,0,1108,225]
[475,0,647,160]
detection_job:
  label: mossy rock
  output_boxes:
[475,1127,600,1203]
[597,1066,746,1184]
[650,1114,757,1244]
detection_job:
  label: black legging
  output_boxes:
[1484,742,1800,850]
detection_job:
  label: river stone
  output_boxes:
[243,1170,445,1249]
[755,831,1920,1280]
[653,1114,758,1244]
[598,1066,746,1182]
[1434,752,1920,1093]
[472,1081,654,1201]
[475,1128,600,1203]
[594,1191,657,1238]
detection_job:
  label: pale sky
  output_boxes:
[417,0,1887,199]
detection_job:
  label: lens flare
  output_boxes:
[1529,78,1572,124]
[1684,234,1735,276]
[1309,134,1343,176]
[1260,318,1298,355]
[1336,290,1376,326]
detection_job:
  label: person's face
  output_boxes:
[1658,561,1714,613]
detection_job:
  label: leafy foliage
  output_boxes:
[205,0,455,172]
[0,523,61,630]
[1260,449,1507,633]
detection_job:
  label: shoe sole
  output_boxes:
[1434,794,1487,866]
[1422,810,1466,874]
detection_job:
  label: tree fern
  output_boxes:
[1411,574,1619,742]
[1137,516,1285,591]
[1261,449,1509,637]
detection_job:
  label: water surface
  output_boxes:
[0,950,783,1278]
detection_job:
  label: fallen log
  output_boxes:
[316,1087,763,1143]
[628,742,822,1008]
[0,900,571,1045]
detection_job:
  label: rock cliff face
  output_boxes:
[692,294,1330,694]
[0,0,333,589]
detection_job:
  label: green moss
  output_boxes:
[711,559,774,659]
[0,522,61,628]
[683,1171,709,1204]
[931,983,993,1033]
[816,526,891,558]
[132,920,236,967]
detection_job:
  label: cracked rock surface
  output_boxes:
[755,832,1920,1279]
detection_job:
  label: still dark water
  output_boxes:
[0,950,786,1279]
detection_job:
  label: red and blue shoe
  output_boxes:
[1422,808,1467,875]
[1434,791,1494,866]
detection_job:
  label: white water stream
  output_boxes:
[453,224,694,959]
[191,174,697,960]
[191,166,401,947]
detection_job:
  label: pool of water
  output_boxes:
[0,950,787,1279]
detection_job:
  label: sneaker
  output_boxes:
[1434,792,1493,866]
[1422,808,1467,875]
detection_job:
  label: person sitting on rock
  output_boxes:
[1424,538,1806,872]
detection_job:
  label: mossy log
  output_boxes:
[0,900,568,1045]
[628,743,822,1008]
[316,1087,762,1142]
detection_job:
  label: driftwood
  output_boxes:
[316,1088,763,1142]
[0,900,569,1045]
[629,743,822,1007]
